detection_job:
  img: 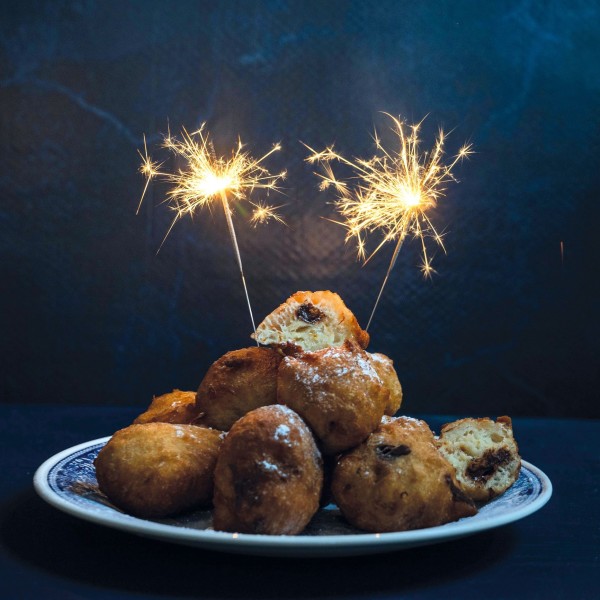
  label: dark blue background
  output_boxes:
[1,0,599,417]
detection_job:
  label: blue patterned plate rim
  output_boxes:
[33,436,552,557]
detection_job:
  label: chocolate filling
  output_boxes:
[466,447,512,482]
[296,303,325,324]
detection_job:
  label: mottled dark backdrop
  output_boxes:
[1,1,599,417]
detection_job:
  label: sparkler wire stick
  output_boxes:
[365,232,406,331]
[219,190,258,341]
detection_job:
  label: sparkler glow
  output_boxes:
[137,123,286,336]
[306,113,472,330]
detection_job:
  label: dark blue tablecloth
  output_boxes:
[0,405,597,599]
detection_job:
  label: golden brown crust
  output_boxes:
[496,415,513,427]
[94,423,224,518]
[368,353,403,416]
[252,290,369,353]
[212,405,323,535]
[195,347,283,431]
[276,341,389,455]
[331,417,477,532]
[437,416,521,501]
[440,415,514,433]
[133,389,200,425]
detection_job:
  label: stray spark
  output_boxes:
[249,201,287,227]
[136,134,163,214]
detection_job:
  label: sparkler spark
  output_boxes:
[137,123,286,336]
[249,201,287,227]
[306,113,472,330]
[136,134,163,215]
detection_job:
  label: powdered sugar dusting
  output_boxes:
[368,352,390,367]
[287,345,382,390]
[274,424,291,442]
[259,460,282,474]
[270,404,297,419]
[290,360,324,386]
[396,416,424,425]
[264,404,302,447]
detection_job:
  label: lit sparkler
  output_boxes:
[306,113,472,330]
[137,123,286,336]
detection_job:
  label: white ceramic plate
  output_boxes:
[34,436,552,557]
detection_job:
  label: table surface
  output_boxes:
[0,404,597,600]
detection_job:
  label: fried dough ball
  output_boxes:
[195,347,283,431]
[133,389,200,425]
[277,341,389,455]
[252,290,369,354]
[437,416,521,501]
[212,405,323,535]
[368,352,403,416]
[94,423,223,518]
[331,417,477,532]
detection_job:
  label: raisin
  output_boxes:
[466,448,511,482]
[296,303,325,323]
[376,444,411,459]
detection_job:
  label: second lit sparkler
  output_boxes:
[307,113,472,331]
